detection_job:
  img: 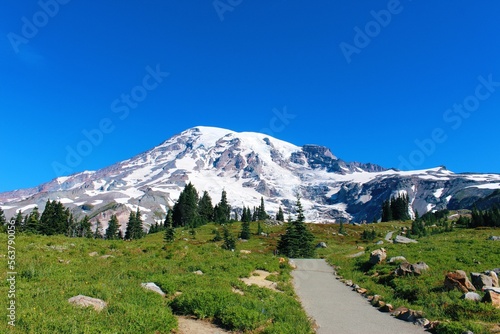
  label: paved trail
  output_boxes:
[291,259,426,334]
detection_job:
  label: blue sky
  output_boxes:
[1,1,500,192]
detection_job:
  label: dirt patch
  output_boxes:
[176,316,233,334]
[239,270,280,292]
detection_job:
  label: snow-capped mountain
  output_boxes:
[1,126,500,229]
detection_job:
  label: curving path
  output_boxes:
[291,259,426,334]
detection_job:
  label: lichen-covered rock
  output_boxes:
[444,270,476,293]
[68,295,107,312]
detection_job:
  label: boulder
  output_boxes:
[240,250,251,254]
[369,248,387,265]
[482,288,500,308]
[461,292,482,302]
[486,270,499,287]
[488,236,500,241]
[394,262,429,276]
[394,235,418,244]
[88,252,99,257]
[413,318,430,327]
[379,303,393,313]
[444,270,476,293]
[141,282,166,297]
[316,242,327,249]
[388,256,407,263]
[395,308,424,323]
[68,295,107,312]
[376,240,384,245]
[193,270,203,275]
[470,272,493,290]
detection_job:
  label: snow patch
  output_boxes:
[433,188,444,198]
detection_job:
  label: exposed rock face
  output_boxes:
[444,270,476,293]
[461,292,482,302]
[1,126,500,227]
[488,270,499,287]
[482,287,500,308]
[394,262,429,276]
[471,272,494,290]
[369,248,387,265]
[141,282,166,297]
[68,295,107,312]
[394,235,418,244]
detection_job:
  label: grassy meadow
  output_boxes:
[1,220,499,333]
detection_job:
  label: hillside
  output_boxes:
[1,126,500,230]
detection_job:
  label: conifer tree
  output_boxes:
[258,197,267,220]
[125,209,145,240]
[214,189,231,224]
[173,183,199,227]
[164,210,175,243]
[14,210,23,230]
[198,190,214,224]
[25,207,40,234]
[222,225,236,250]
[276,206,285,221]
[277,196,315,258]
[94,219,103,239]
[240,221,251,240]
[105,214,120,240]
[0,208,6,232]
[79,216,92,238]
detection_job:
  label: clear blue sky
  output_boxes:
[1,1,500,192]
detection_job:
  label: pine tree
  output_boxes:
[25,207,40,234]
[240,221,251,240]
[257,221,263,236]
[94,219,103,239]
[79,216,92,238]
[198,191,214,224]
[14,210,23,230]
[277,196,315,258]
[276,206,285,221]
[252,207,258,222]
[338,221,346,235]
[125,209,144,240]
[105,214,120,240]
[164,210,175,243]
[222,225,236,250]
[0,208,6,233]
[173,183,199,227]
[214,189,231,224]
[258,197,267,220]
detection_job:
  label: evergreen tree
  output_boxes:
[173,183,199,227]
[222,225,236,250]
[105,214,120,240]
[277,196,315,258]
[338,221,346,235]
[276,206,285,222]
[94,219,103,239]
[14,210,23,230]
[25,207,40,234]
[257,221,263,236]
[164,210,175,243]
[79,216,92,238]
[40,200,71,235]
[198,191,214,224]
[252,207,258,221]
[214,189,231,224]
[240,221,251,240]
[258,197,267,220]
[125,209,145,240]
[0,208,6,232]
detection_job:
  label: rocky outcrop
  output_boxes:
[394,262,429,276]
[394,235,418,244]
[369,249,387,265]
[482,287,500,308]
[68,295,107,312]
[141,282,166,297]
[444,270,476,293]
[471,272,494,290]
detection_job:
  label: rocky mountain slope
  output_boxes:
[1,126,499,230]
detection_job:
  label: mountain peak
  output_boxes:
[1,126,499,229]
